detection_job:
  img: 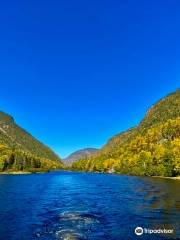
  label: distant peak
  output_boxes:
[63,148,99,165]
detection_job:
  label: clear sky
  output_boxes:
[0,0,179,158]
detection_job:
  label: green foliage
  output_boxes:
[0,111,60,161]
[140,89,180,128]
[0,143,63,172]
[72,89,180,177]
[0,112,63,172]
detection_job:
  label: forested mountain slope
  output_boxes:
[0,112,63,172]
[72,89,180,177]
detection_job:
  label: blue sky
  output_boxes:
[0,0,179,158]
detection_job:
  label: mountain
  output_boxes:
[140,89,180,128]
[63,148,98,166]
[0,111,63,172]
[72,89,180,177]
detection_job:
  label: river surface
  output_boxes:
[0,171,180,240]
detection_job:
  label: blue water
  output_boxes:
[0,171,180,240]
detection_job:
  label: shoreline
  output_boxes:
[152,176,180,180]
[0,170,180,180]
[0,169,64,175]
[0,170,51,175]
[0,171,32,175]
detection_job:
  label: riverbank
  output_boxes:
[0,171,31,175]
[1,170,180,180]
[152,176,180,180]
[0,169,52,174]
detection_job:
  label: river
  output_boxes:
[0,171,180,239]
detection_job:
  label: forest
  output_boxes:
[0,111,63,172]
[0,143,62,172]
[71,89,180,177]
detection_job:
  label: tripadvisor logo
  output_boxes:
[135,226,174,236]
[135,227,143,236]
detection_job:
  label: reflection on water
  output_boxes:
[0,172,180,239]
